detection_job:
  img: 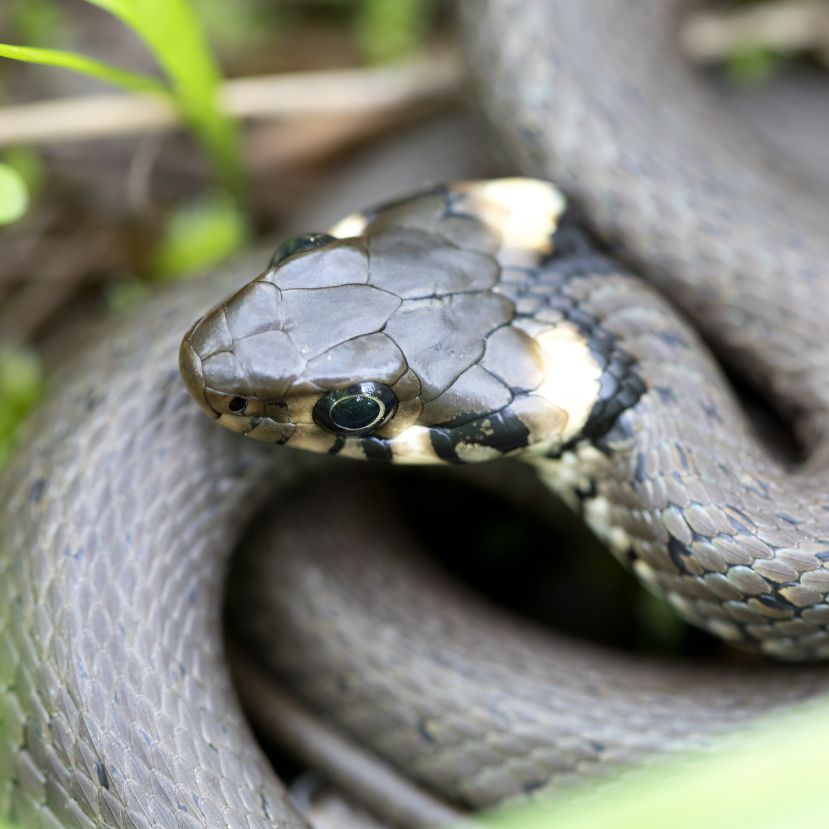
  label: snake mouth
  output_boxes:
[217,412,296,444]
[180,332,295,442]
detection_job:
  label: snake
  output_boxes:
[2,0,829,826]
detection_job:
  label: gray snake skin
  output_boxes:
[2,1,829,827]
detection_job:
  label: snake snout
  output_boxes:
[180,315,301,446]
[179,319,218,419]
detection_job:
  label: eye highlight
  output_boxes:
[313,382,398,437]
[269,233,335,268]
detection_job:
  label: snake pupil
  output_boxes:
[313,382,398,437]
[228,396,247,413]
[331,395,381,431]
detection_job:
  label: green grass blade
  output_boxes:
[0,42,167,94]
[83,0,245,201]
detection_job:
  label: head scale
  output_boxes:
[180,180,641,464]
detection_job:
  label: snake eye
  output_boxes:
[228,396,248,413]
[269,233,335,268]
[313,382,398,437]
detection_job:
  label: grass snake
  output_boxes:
[3,0,829,826]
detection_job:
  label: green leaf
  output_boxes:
[0,42,167,94]
[0,162,29,225]
[83,0,246,201]
[149,189,249,280]
[2,1,246,206]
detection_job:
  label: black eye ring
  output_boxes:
[228,396,248,413]
[313,382,398,437]
[269,233,336,269]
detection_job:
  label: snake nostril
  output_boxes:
[228,396,248,414]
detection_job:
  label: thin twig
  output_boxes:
[245,102,443,170]
[126,133,164,213]
[0,52,460,149]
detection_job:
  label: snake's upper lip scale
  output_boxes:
[219,411,296,444]
[179,325,217,420]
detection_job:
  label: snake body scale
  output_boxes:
[3,0,829,826]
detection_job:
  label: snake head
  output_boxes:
[180,180,643,463]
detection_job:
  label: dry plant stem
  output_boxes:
[126,134,165,213]
[683,0,829,64]
[0,53,460,149]
[0,103,451,343]
[245,102,448,171]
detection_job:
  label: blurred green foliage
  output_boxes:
[0,346,43,466]
[8,0,64,47]
[105,278,151,314]
[149,189,250,280]
[357,0,437,63]
[1,148,44,197]
[85,0,245,202]
[728,44,781,85]
[0,162,28,225]
[192,0,282,53]
[481,699,829,829]
[265,0,440,63]
[723,0,806,85]
[0,0,250,471]
[0,0,245,202]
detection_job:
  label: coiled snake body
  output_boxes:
[3,1,829,826]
